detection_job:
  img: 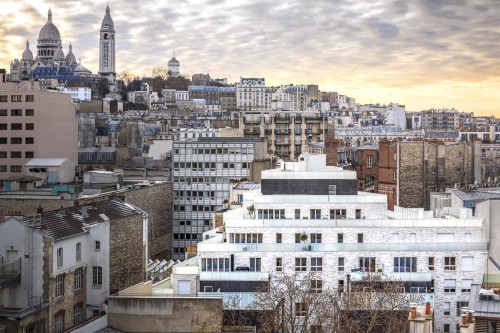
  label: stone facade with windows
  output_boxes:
[194,148,487,331]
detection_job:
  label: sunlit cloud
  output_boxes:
[0,0,499,116]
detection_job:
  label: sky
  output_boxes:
[1,0,500,116]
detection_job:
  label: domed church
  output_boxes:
[9,7,114,82]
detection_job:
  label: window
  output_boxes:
[329,185,336,195]
[11,137,22,144]
[76,242,81,261]
[0,124,6,130]
[444,257,456,271]
[409,233,416,242]
[393,170,397,180]
[276,233,282,243]
[55,313,64,333]
[330,209,346,219]
[94,241,101,251]
[310,209,321,219]
[338,233,344,243]
[10,151,22,158]
[444,279,456,292]
[295,209,300,219]
[428,257,435,270]
[295,233,301,243]
[310,233,322,243]
[0,138,6,144]
[338,257,345,272]
[73,304,82,325]
[25,123,33,130]
[201,258,230,272]
[26,95,34,102]
[311,257,322,271]
[25,151,34,158]
[276,258,283,271]
[355,209,362,219]
[393,257,417,272]
[295,257,307,271]
[0,152,6,158]
[11,95,22,102]
[55,274,65,298]
[461,279,473,293]
[10,165,22,172]
[92,266,103,286]
[57,247,63,267]
[357,233,363,243]
[311,280,322,293]
[462,257,473,271]
[444,302,450,315]
[25,137,34,144]
[25,109,34,116]
[443,324,450,333]
[457,301,469,316]
[295,302,307,316]
[0,110,5,116]
[0,165,6,172]
[10,123,22,130]
[74,267,83,291]
[359,257,376,272]
[0,96,7,102]
[250,258,261,272]
[366,155,373,168]
[11,109,22,116]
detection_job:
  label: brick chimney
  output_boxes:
[459,308,475,333]
[408,302,433,333]
[325,139,340,166]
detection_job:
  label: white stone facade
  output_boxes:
[195,152,488,331]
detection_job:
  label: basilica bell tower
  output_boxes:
[99,5,116,80]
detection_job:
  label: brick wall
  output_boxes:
[109,214,145,294]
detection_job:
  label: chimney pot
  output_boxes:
[425,302,431,314]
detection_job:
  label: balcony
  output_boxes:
[274,129,291,135]
[294,116,302,123]
[274,140,290,146]
[305,116,323,122]
[264,129,272,135]
[200,271,269,282]
[275,151,291,157]
[243,129,260,136]
[244,117,261,124]
[0,258,21,288]
[294,129,302,134]
[349,270,432,282]
[274,116,291,124]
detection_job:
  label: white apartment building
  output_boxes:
[61,86,91,101]
[236,77,266,111]
[192,149,487,332]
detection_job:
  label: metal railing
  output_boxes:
[0,257,22,288]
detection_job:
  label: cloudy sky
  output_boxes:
[1,0,499,116]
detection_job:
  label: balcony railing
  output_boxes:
[275,129,291,135]
[274,141,290,146]
[198,242,488,253]
[294,116,302,123]
[244,117,261,124]
[305,116,323,122]
[243,129,260,135]
[349,270,432,282]
[274,117,291,123]
[264,129,272,135]
[0,258,22,288]
[200,271,269,281]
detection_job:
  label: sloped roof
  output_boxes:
[36,198,141,240]
[26,158,73,167]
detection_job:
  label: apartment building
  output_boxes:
[236,77,267,111]
[191,148,486,332]
[0,69,78,179]
[239,110,325,159]
[349,140,482,210]
[171,137,268,260]
[0,198,147,333]
[420,109,460,130]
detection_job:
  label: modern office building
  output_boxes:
[171,137,268,260]
[192,147,487,332]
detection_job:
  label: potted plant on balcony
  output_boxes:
[300,232,308,243]
[247,204,255,219]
